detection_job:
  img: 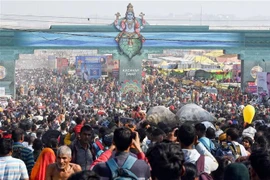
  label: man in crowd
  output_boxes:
[92,127,151,179]
[12,128,35,175]
[7,60,270,179]
[226,128,248,158]
[70,125,95,170]
[45,145,81,180]
[195,123,216,154]
[146,142,185,180]
[0,138,29,180]
[177,124,218,174]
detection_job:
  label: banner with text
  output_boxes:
[119,56,142,93]
[75,56,104,80]
[257,72,270,96]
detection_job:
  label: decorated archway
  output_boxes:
[1,3,270,96]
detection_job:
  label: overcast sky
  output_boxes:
[1,1,270,17]
[1,0,270,28]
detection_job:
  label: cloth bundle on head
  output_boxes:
[218,117,226,122]
[201,121,216,130]
[176,103,216,123]
[242,126,257,140]
[219,133,227,142]
[224,163,250,180]
[169,105,174,111]
[146,106,177,126]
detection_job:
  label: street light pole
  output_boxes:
[262,59,266,72]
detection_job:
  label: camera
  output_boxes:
[131,131,136,139]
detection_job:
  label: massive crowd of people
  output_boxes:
[0,67,270,180]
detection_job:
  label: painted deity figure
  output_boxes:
[114,3,146,46]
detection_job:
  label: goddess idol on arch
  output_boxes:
[114,3,146,59]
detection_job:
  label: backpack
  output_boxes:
[199,138,217,156]
[228,143,242,160]
[92,139,104,158]
[211,140,220,156]
[106,155,138,180]
[196,155,213,180]
[214,143,240,162]
[12,146,23,160]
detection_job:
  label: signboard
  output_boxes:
[119,55,143,93]
[112,68,119,78]
[246,82,257,94]
[108,60,120,78]
[57,58,69,73]
[257,72,270,96]
[75,56,103,80]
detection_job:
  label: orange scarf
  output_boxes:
[30,148,56,180]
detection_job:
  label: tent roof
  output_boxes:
[194,56,218,65]
[160,56,184,62]
[159,61,168,66]
[204,50,224,57]
[146,58,163,62]
[219,54,238,58]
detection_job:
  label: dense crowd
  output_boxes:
[0,68,270,180]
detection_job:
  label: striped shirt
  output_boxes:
[12,142,34,175]
[0,156,29,180]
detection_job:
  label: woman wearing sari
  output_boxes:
[30,147,56,180]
